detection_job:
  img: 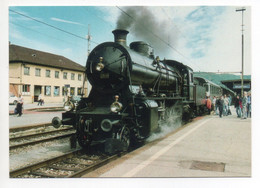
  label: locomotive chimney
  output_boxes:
[112,29,129,46]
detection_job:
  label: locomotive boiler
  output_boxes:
[52,29,198,153]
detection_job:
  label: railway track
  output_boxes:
[9,124,75,150]
[9,115,205,178]
[10,149,125,178]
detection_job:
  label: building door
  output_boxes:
[9,84,19,96]
[34,85,42,102]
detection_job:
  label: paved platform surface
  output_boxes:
[84,109,251,178]
[9,103,63,128]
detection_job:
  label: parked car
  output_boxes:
[9,93,18,105]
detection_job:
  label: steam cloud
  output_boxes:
[116,6,179,58]
[146,102,183,142]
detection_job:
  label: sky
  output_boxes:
[8,5,252,75]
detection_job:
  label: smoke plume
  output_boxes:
[116,6,179,58]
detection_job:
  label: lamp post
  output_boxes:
[236,8,246,96]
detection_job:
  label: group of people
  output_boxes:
[214,94,232,118]
[206,91,251,119]
[234,92,251,119]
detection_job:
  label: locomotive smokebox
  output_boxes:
[112,29,129,46]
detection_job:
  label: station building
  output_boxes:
[194,72,251,96]
[221,77,251,95]
[9,44,90,104]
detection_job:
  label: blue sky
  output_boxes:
[9,6,251,74]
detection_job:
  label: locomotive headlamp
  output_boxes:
[64,100,75,111]
[96,57,104,71]
[110,95,123,113]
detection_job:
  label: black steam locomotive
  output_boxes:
[52,29,222,152]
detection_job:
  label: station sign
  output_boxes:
[233,83,250,89]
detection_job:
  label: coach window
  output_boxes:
[190,73,194,83]
[24,67,30,75]
[184,73,188,85]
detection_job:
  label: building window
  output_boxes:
[44,86,51,96]
[63,72,68,79]
[70,87,75,96]
[54,86,60,96]
[62,86,69,96]
[22,84,30,95]
[35,68,41,76]
[24,67,30,75]
[78,74,82,81]
[46,70,51,77]
[55,71,59,78]
[77,88,82,95]
[71,73,75,80]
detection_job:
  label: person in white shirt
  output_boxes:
[16,94,24,117]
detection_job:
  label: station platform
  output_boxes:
[9,103,63,128]
[84,109,251,178]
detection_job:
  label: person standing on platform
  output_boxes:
[223,95,229,116]
[216,96,224,118]
[206,96,212,115]
[16,94,24,117]
[212,96,216,114]
[242,92,248,119]
[247,92,251,118]
[234,95,241,118]
[227,94,232,115]
[215,96,219,115]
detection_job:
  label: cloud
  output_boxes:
[184,7,225,59]
[51,17,84,26]
[97,6,120,26]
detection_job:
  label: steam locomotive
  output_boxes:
[52,29,222,152]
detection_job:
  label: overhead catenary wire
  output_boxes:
[10,22,86,48]
[10,9,100,45]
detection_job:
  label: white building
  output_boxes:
[9,44,90,104]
